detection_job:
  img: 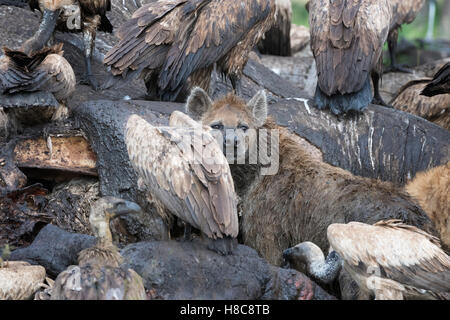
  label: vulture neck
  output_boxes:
[297,244,342,285]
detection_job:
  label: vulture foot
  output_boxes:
[383,64,413,74]
[79,74,100,91]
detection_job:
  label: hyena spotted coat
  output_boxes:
[185,88,437,265]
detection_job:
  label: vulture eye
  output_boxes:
[211,123,223,130]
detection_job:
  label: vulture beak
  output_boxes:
[110,200,142,219]
[282,247,294,260]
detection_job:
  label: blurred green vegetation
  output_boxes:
[291,0,447,40]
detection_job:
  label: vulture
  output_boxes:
[391,78,450,130]
[387,0,426,73]
[421,61,450,97]
[22,0,113,89]
[51,197,147,300]
[285,220,450,300]
[258,0,292,56]
[125,112,239,255]
[308,0,392,115]
[0,43,75,124]
[103,0,276,102]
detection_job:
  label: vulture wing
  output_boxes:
[309,0,391,95]
[125,114,238,239]
[328,220,450,294]
[421,62,450,97]
[51,265,146,300]
[158,0,274,96]
[392,79,450,122]
[103,0,190,78]
[0,44,75,100]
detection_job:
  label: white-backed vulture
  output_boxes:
[125,112,239,255]
[258,0,292,56]
[51,197,147,300]
[421,61,450,97]
[286,220,450,300]
[309,0,391,115]
[386,0,426,73]
[391,79,450,130]
[22,0,113,89]
[103,0,276,102]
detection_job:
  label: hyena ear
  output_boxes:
[185,87,213,120]
[247,90,268,127]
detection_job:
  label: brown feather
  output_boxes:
[125,113,238,239]
[391,79,450,130]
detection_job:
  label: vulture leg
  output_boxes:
[384,29,413,74]
[207,236,237,256]
[371,72,391,108]
[230,74,243,97]
[183,223,192,241]
[21,9,60,54]
[79,17,100,90]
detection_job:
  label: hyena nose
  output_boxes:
[225,135,237,147]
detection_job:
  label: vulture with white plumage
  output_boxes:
[103,0,276,101]
[285,220,450,300]
[309,0,391,115]
[125,112,238,255]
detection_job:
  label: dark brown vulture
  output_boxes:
[391,78,449,130]
[386,0,426,73]
[0,43,75,101]
[421,62,450,97]
[125,112,239,255]
[51,197,147,300]
[309,0,391,115]
[258,0,292,56]
[22,0,113,89]
[285,220,450,300]
[104,0,276,102]
[0,43,75,126]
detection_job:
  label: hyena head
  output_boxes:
[185,87,268,163]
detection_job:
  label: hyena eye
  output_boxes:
[239,125,249,132]
[211,124,223,130]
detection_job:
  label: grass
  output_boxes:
[291,0,447,41]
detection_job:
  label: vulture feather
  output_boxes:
[328,220,450,299]
[386,0,426,73]
[104,0,276,101]
[0,43,75,101]
[421,62,450,97]
[258,0,292,56]
[309,0,391,115]
[125,113,239,254]
[391,78,449,130]
[285,220,450,300]
[51,197,146,300]
[23,0,113,89]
